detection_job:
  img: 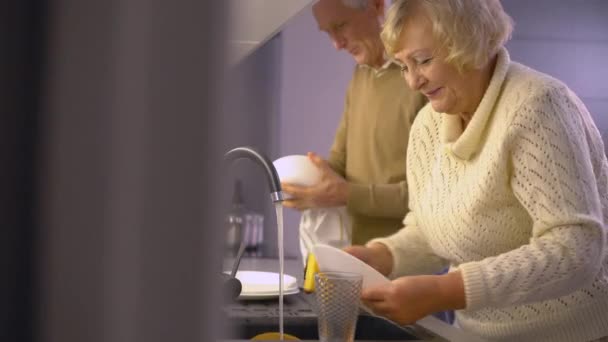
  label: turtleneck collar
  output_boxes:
[440,48,510,160]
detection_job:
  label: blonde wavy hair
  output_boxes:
[381,0,514,71]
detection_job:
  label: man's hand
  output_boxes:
[281,152,349,210]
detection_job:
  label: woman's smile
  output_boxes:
[424,87,442,99]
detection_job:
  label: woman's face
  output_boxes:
[393,12,479,115]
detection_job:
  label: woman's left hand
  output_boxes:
[362,271,466,325]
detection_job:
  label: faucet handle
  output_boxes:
[220,273,242,301]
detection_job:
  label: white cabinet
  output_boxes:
[228,0,314,64]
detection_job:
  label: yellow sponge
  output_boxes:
[303,253,319,293]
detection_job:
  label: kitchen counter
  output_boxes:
[222,257,486,342]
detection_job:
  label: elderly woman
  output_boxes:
[344,0,608,341]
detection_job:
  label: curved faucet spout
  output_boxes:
[224,146,284,203]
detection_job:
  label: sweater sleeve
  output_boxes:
[368,211,449,279]
[326,79,351,178]
[328,76,410,218]
[327,115,347,178]
[347,182,409,218]
[459,85,606,310]
[344,92,424,219]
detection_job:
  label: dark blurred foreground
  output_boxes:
[1,1,228,341]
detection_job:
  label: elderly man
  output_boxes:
[282,0,425,250]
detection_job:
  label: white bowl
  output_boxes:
[273,155,321,187]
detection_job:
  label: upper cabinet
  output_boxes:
[228,0,315,64]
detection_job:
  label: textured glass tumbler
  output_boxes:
[314,272,362,342]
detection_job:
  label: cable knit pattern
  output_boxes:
[370,48,608,342]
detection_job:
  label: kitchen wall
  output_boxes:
[277,0,608,261]
[502,0,608,136]
[222,35,283,258]
[278,6,355,260]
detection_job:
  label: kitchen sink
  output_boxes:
[220,291,440,341]
[222,314,430,340]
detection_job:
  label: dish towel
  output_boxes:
[299,207,352,265]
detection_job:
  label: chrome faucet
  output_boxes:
[224,146,284,203]
[222,146,284,300]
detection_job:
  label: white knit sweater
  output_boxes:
[371,48,608,342]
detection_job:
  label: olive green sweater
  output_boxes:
[327,62,426,245]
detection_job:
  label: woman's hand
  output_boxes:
[362,271,466,325]
[281,152,349,211]
[343,243,394,277]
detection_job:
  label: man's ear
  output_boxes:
[370,0,385,14]
[367,0,386,19]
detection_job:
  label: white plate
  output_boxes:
[313,243,389,316]
[313,244,390,289]
[313,244,486,342]
[238,288,300,300]
[233,270,298,294]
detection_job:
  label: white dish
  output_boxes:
[313,244,390,317]
[273,155,321,187]
[233,270,299,294]
[313,244,390,289]
[313,244,485,342]
[238,288,300,300]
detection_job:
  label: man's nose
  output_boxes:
[331,34,346,50]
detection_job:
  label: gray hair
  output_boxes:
[341,0,393,11]
[341,0,368,9]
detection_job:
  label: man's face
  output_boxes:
[313,0,384,67]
